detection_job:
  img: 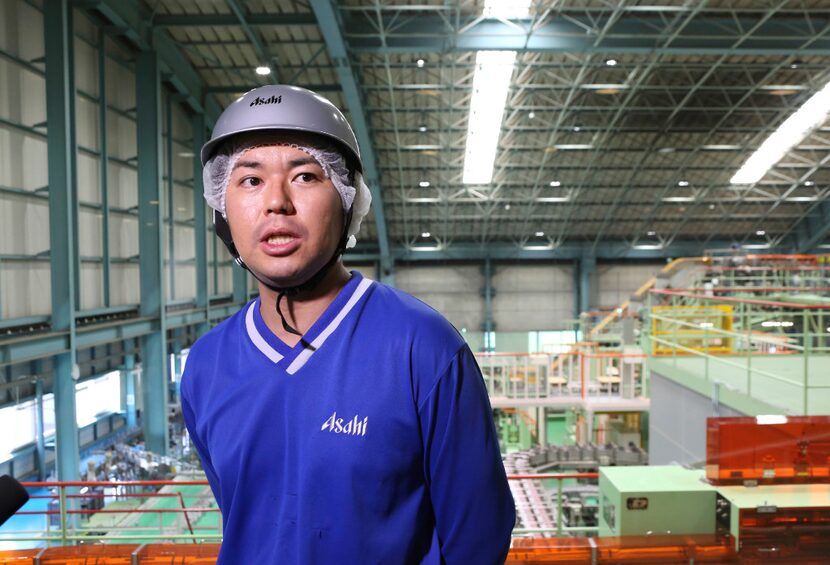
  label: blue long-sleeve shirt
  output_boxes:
[181,272,515,564]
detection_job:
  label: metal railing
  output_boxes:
[0,474,599,549]
[476,349,646,402]
[646,287,830,414]
[1,479,221,546]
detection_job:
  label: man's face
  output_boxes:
[224,144,344,288]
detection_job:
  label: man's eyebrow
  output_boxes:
[233,159,261,171]
[288,157,320,168]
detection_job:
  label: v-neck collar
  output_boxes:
[245,271,374,374]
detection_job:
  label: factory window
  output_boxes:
[528,330,581,354]
[75,371,121,428]
[0,401,37,463]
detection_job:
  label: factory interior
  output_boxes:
[2,0,830,563]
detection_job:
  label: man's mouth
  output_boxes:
[266,235,296,245]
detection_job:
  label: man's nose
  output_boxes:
[264,177,294,215]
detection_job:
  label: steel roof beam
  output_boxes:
[146,12,830,56]
[226,0,278,80]
[309,0,392,275]
[344,240,767,261]
[79,0,220,121]
[153,14,318,26]
[344,14,830,55]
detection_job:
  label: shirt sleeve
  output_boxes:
[418,345,515,564]
[180,380,223,510]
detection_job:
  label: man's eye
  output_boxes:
[241,177,261,187]
[297,172,318,183]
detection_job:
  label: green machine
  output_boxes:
[599,466,717,537]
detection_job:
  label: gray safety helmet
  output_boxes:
[201,84,363,173]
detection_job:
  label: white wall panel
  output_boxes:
[78,208,102,257]
[77,151,100,203]
[0,262,50,318]
[75,95,99,154]
[0,2,44,60]
[395,265,483,331]
[108,162,137,210]
[109,216,138,259]
[173,225,195,261]
[596,263,663,309]
[80,263,103,311]
[0,196,49,255]
[73,34,98,97]
[493,265,574,331]
[106,112,136,163]
[111,264,139,306]
[175,265,196,301]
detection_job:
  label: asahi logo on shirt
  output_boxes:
[321,411,368,436]
[249,94,282,107]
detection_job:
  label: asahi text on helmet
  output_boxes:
[249,94,282,107]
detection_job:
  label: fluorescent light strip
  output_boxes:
[462,1,530,185]
[484,0,531,18]
[732,79,830,184]
[462,50,517,184]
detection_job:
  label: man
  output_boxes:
[181,85,515,564]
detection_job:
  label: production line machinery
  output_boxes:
[506,442,648,536]
[597,415,830,562]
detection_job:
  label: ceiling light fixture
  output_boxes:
[418,124,428,132]
[416,58,425,68]
[677,180,689,187]
[528,111,535,119]
[756,230,766,236]
[731,79,830,184]
[462,50,517,184]
[535,231,545,237]
[549,180,561,187]
[605,58,618,66]
[483,0,531,18]
[421,231,431,238]
[419,181,430,187]
[633,244,663,250]
[255,65,271,76]
[804,180,814,186]
[462,0,530,184]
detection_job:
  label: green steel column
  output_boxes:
[166,94,176,301]
[482,258,495,352]
[191,113,209,335]
[579,253,596,315]
[44,0,80,482]
[379,256,395,286]
[98,28,111,307]
[34,376,46,480]
[136,49,169,455]
[124,353,137,429]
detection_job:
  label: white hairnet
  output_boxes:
[203,132,371,249]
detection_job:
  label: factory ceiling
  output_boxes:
[86,0,830,257]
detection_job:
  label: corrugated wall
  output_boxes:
[595,263,664,310]
[395,265,483,331]
[493,264,574,331]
